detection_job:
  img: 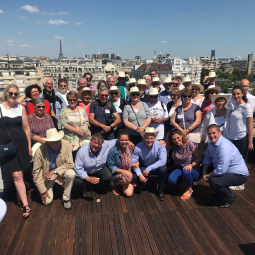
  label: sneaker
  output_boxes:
[192,181,199,187]
[229,184,245,190]
[62,199,71,209]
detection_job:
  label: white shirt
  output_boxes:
[179,84,185,91]
[191,97,205,107]
[56,91,68,105]
[147,101,168,140]
[227,92,255,113]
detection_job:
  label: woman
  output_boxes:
[0,85,32,218]
[107,130,134,197]
[191,82,205,107]
[167,129,202,200]
[137,79,150,103]
[166,88,182,131]
[109,86,127,135]
[228,85,254,159]
[126,78,137,90]
[201,85,220,120]
[16,84,54,116]
[123,87,151,145]
[58,91,91,159]
[94,80,107,100]
[28,98,55,145]
[78,87,95,118]
[171,88,201,139]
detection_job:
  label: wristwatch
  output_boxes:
[191,163,195,167]
[54,170,57,174]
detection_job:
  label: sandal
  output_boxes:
[181,188,193,200]
[22,205,31,219]
[112,186,120,196]
[17,200,23,210]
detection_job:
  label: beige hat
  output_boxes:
[183,77,192,84]
[127,87,144,96]
[163,77,172,84]
[203,85,221,95]
[141,127,159,138]
[137,78,149,87]
[191,82,204,92]
[148,88,159,95]
[109,85,121,95]
[32,142,42,158]
[174,73,184,80]
[43,128,64,142]
[118,71,125,78]
[151,77,162,84]
[211,93,231,105]
[126,78,137,88]
[208,71,217,78]
[78,87,95,100]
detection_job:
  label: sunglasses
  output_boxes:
[60,85,67,88]
[100,94,108,97]
[36,106,45,109]
[8,92,18,97]
[129,84,135,87]
[149,96,158,98]
[172,83,179,86]
[152,83,160,86]
[182,95,192,98]
[111,92,118,95]
[207,91,216,95]
[170,94,178,97]
[192,88,198,91]
[131,93,140,97]
[68,99,77,102]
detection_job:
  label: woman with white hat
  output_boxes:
[147,88,168,140]
[115,71,129,100]
[191,82,205,107]
[137,79,150,103]
[183,77,192,89]
[201,85,220,120]
[123,87,152,145]
[78,87,95,118]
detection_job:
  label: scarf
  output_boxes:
[43,89,63,113]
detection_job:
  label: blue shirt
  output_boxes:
[159,90,172,106]
[48,147,59,172]
[203,135,249,176]
[74,139,118,179]
[132,140,167,176]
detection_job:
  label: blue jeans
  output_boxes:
[168,168,201,189]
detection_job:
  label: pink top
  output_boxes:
[201,100,215,120]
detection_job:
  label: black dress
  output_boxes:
[0,104,30,172]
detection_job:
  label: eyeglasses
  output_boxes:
[36,106,45,109]
[182,95,192,98]
[152,83,160,86]
[68,98,77,102]
[172,83,178,86]
[131,93,140,97]
[207,91,216,95]
[8,92,18,97]
[192,88,198,91]
[100,94,108,97]
[59,85,67,88]
[170,94,178,97]
[149,96,158,99]
[86,78,91,80]
[111,92,118,95]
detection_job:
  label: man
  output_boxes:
[115,71,129,100]
[132,127,167,201]
[147,88,168,140]
[32,128,75,209]
[172,78,180,89]
[56,78,68,104]
[183,77,192,88]
[40,77,67,120]
[77,77,87,92]
[173,73,185,90]
[137,78,150,102]
[150,69,165,92]
[83,72,95,91]
[202,71,223,92]
[202,124,249,208]
[89,87,121,140]
[159,76,173,105]
[227,79,255,113]
[74,133,134,195]
[107,76,116,89]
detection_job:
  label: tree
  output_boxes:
[200,68,210,83]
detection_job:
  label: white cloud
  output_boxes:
[20,44,30,47]
[75,22,83,25]
[48,20,69,25]
[53,35,65,39]
[157,30,162,32]
[17,16,27,19]
[41,12,69,15]
[161,41,167,43]
[17,32,23,35]
[36,21,44,24]
[21,5,39,13]
[5,39,14,44]
[0,10,4,13]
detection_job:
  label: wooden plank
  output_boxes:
[107,213,120,255]
[66,217,76,255]
[113,213,126,255]
[102,214,113,255]
[92,214,100,255]
[98,214,106,255]
[86,215,93,255]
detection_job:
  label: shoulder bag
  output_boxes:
[69,108,82,151]
[0,107,17,159]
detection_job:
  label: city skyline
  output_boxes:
[1,0,255,59]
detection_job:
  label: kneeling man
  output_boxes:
[33,128,75,209]
[132,127,167,201]
[203,124,249,208]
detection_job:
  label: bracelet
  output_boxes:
[142,126,145,130]
[206,174,209,179]
[191,162,195,167]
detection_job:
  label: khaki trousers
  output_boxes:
[43,169,75,205]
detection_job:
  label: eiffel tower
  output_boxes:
[59,40,63,61]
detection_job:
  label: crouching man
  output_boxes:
[32,128,75,209]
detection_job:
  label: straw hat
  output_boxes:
[208,71,217,78]
[137,78,149,87]
[126,87,144,96]
[211,93,231,105]
[162,76,172,84]
[32,142,42,158]
[42,128,64,142]
[173,73,184,80]
[141,127,159,138]
[78,87,95,100]
[203,85,221,95]
[118,71,125,78]
[151,77,162,84]
[109,86,121,95]
[191,82,204,92]
[183,77,192,84]
[148,88,159,95]
[126,78,137,88]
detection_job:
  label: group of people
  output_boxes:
[0,69,254,219]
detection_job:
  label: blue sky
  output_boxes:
[0,0,255,59]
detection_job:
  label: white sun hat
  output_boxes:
[109,85,121,95]
[148,88,159,95]
[118,71,125,78]
[78,87,95,100]
[183,77,192,84]
[211,93,231,105]
[203,85,221,95]
[126,78,137,88]
[127,87,144,96]
[163,77,172,84]
[174,73,184,80]
[42,128,64,142]
[151,77,162,84]
[137,78,149,87]
[141,127,159,138]
[191,82,204,92]
[208,71,217,78]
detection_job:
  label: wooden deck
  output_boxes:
[1,165,255,255]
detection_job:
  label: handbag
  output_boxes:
[182,107,201,144]
[0,107,17,159]
[69,108,82,152]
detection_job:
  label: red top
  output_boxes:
[78,102,90,117]
[26,100,51,115]
[201,100,215,120]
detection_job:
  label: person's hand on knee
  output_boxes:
[41,191,50,203]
